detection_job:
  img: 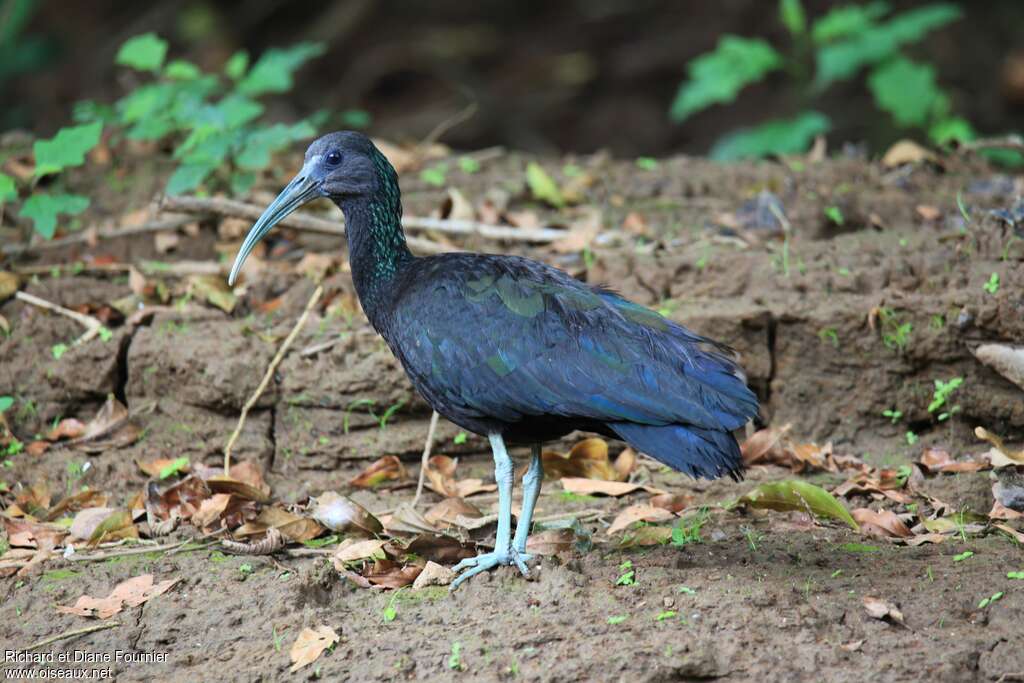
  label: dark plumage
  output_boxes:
[229,131,758,586]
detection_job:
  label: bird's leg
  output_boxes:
[451,433,521,588]
[511,444,543,563]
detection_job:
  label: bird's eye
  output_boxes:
[325,150,342,166]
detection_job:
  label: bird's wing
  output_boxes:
[387,255,757,431]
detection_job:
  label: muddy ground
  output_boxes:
[1,141,1023,682]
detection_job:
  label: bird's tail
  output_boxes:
[608,422,743,481]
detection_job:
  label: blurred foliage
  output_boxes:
[671,1,978,160]
[0,0,57,103]
[8,32,335,239]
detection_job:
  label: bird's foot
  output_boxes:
[450,547,533,589]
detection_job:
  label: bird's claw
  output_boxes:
[450,547,534,589]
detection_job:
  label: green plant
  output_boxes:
[606,615,627,625]
[615,560,636,586]
[878,307,912,352]
[978,591,1003,609]
[953,550,973,562]
[983,272,1000,295]
[672,507,710,547]
[447,642,464,671]
[928,376,962,420]
[818,327,839,348]
[882,408,902,424]
[824,206,844,226]
[905,430,918,446]
[670,1,967,159]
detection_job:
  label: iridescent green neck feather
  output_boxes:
[337,149,413,326]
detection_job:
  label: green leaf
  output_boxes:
[214,94,265,129]
[868,57,943,127]
[51,343,68,360]
[670,36,782,122]
[779,0,806,36]
[733,480,859,530]
[339,109,372,129]
[164,59,201,80]
[811,1,890,44]
[116,32,168,72]
[0,173,16,203]
[33,121,103,177]
[0,397,13,414]
[710,111,830,161]
[159,456,189,479]
[825,206,844,225]
[224,50,249,80]
[815,3,961,89]
[525,162,565,207]
[19,193,90,239]
[237,43,325,96]
[236,121,315,170]
[929,117,975,146]
[165,163,216,196]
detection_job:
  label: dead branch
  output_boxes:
[2,217,193,256]
[160,195,567,245]
[15,290,104,345]
[411,410,440,507]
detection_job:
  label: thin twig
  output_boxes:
[15,291,104,345]
[411,411,440,508]
[160,195,567,244]
[25,622,121,651]
[420,101,478,150]
[66,540,197,563]
[298,336,345,357]
[959,135,1024,154]
[2,217,193,256]
[223,284,323,474]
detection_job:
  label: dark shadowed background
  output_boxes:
[4,0,1023,156]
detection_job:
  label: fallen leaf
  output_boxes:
[57,574,179,619]
[1,515,67,549]
[525,162,564,207]
[918,447,988,473]
[607,504,675,535]
[613,448,637,480]
[10,483,51,518]
[439,188,476,222]
[309,492,383,536]
[550,208,600,253]
[69,506,117,540]
[46,418,86,441]
[45,489,109,521]
[740,425,791,465]
[915,205,942,221]
[852,508,913,538]
[188,275,236,313]
[990,499,1024,520]
[190,494,233,529]
[542,438,620,481]
[881,139,936,167]
[87,510,138,546]
[295,252,335,282]
[621,212,649,236]
[205,476,270,503]
[972,346,1024,394]
[734,480,858,530]
[994,523,1024,544]
[332,538,388,566]
[975,426,1024,466]
[153,230,179,253]
[0,271,19,301]
[381,503,437,536]
[412,561,455,589]
[618,525,674,547]
[289,625,339,673]
[351,455,408,489]
[560,478,666,497]
[424,455,496,498]
[526,528,576,556]
[862,596,905,626]
[235,506,324,543]
[136,457,191,478]
[904,533,948,546]
[364,558,424,589]
[403,533,476,563]
[424,497,483,528]
[649,493,694,513]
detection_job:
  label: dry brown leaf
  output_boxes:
[862,596,905,626]
[542,438,622,481]
[332,538,388,567]
[309,492,383,536]
[649,492,694,513]
[154,231,180,253]
[918,448,988,473]
[560,477,665,497]
[975,427,1024,466]
[904,533,948,546]
[881,139,936,167]
[191,494,233,529]
[45,489,109,521]
[621,211,649,236]
[381,503,437,536]
[364,558,424,589]
[188,275,236,313]
[989,498,1024,521]
[424,455,496,498]
[289,625,339,673]
[235,506,324,543]
[618,525,674,547]
[205,476,270,503]
[994,523,1024,544]
[46,418,86,441]
[412,561,455,589]
[439,188,476,221]
[136,458,191,478]
[423,498,483,528]
[295,252,335,282]
[1,515,67,549]
[0,271,19,301]
[69,507,118,540]
[607,503,675,535]
[525,528,576,556]
[852,508,913,538]
[740,424,791,465]
[351,455,408,489]
[57,574,179,619]
[10,483,51,518]
[403,534,477,563]
[915,205,942,222]
[86,510,138,546]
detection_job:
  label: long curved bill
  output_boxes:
[227,171,321,286]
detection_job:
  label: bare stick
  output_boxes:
[15,291,104,345]
[411,411,440,507]
[160,195,566,244]
[959,135,1024,154]
[25,622,121,651]
[2,217,193,256]
[223,284,323,474]
[420,101,478,150]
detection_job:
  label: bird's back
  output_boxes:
[380,252,758,479]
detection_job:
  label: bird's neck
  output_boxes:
[337,185,413,328]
